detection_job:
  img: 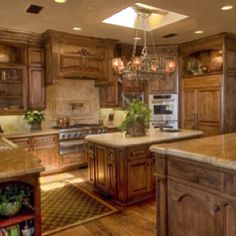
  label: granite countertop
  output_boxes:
[0,149,45,179]
[2,128,59,139]
[150,133,236,171]
[85,129,203,148]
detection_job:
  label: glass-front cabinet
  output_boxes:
[0,44,27,114]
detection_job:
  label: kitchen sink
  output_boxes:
[160,128,182,133]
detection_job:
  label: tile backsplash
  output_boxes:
[100,108,127,127]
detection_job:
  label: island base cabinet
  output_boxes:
[167,180,223,236]
[156,155,236,236]
[92,143,155,205]
[127,159,151,199]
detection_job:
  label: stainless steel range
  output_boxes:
[57,124,107,156]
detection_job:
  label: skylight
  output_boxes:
[102,3,188,31]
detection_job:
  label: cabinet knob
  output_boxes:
[214,205,220,212]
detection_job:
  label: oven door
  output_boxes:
[59,140,86,155]
[150,100,177,121]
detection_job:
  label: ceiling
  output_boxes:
[0,0,235,45]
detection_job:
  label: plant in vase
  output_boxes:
[0,184,26,217]
[120,100,151,137]
[24,110,45,131]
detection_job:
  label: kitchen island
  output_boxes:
[0,143,44,235]
[85,129,203,205]
[150,133,236,236]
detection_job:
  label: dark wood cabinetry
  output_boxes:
[28,47,45,109]
[180,33,236,135]
[90,143,155,205]
[0,173,42,235]
[147,46,179,94]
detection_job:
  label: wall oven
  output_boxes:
[149,94,178,129]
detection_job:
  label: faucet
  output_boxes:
[159,121,168,131]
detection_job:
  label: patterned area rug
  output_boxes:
[41,182,118,235]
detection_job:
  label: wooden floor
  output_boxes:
[40,168,156,236]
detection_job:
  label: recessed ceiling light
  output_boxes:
[221,5,233,10]
[134,36,142,40]
[54,0,67,3]
[195,30,204,34]
[73,27,82,31]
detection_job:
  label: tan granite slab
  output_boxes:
[150,133,236,171]
[2,129,59,139]
[85,129,203,148]
[0,149,45,180]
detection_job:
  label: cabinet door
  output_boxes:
[218,198,236,236]
[31,135,60,173]
[197,87,221,136]
[94,145,108,192]
[122,78,142,92]
[28,48,44,67]
[127,158,150,198]
[28,68,45,109]
[167,180,222,236]
[182,88,197,130]
[107,148,116,197]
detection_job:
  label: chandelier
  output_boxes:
[112,8,176,81]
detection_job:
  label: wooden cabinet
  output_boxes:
[0,173,42,236]
[43,30,116,84]
[9,134,60,174]
[181,75,221,136]
[155,153,236,236]
[122,78,143,92]
[60,152,86,169]
[91,143,155,205]
[0,42,28,114]
[167,180,222,236]
[127,158,150,198]
[87,143,95,182]
[28,47,45,109]
[147,46,179,94]
[180,33,236,134]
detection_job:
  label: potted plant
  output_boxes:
[24,110,45,131]
[0,184,26,217]
[120,100,151,137]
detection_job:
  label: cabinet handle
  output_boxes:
[214,205,220,212]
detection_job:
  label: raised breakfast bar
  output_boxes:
[150,133,236,236]
[85,129,203,205]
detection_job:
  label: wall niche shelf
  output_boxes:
[183,49,223,77]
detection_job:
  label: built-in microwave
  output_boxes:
[122,91,144,108]
[149,94,178,127]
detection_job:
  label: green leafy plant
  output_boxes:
[24,110,45,124]
[120,100,151,134]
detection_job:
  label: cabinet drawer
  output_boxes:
[32,135,58,149]
[127,147,149,161]
[10,137,31,151]
[61,152,85,167]
[168,158,223,191]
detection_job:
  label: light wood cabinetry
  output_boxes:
[9,134,60,174]
[180,33,236,135]
[155,153,236,236]
[28,47,45,109]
